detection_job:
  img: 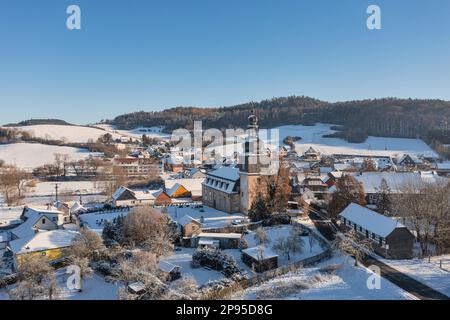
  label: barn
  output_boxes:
[339,203,415,259]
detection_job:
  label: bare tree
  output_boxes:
[272,237,292,261]
[393,180,450,257]
[10,255,59,300]
[332,230,373,266]
[253,227,270,246]
[66,228,106,260]
[122,207,174,257]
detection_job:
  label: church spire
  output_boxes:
[247,103,258,131]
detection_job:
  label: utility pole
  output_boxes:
[54,183,59,203]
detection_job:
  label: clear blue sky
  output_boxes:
[1,0,449,124]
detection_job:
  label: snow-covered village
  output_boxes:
[0,111,449,301]
[1,0,450,311]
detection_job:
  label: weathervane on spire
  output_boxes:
[248,102,258,130]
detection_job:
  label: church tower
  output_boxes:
[239,112,263,214]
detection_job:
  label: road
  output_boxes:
[308,210,450,300]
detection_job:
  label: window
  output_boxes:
[42,218,46,224]
[366,230,369,238]
[379,237,383,246]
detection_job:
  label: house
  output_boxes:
[10,207,71,240]
[436,161,450,176]
[397,154,427,169]
[241,247,278,272]
[202,166,241,213]
[9,230,79,266]
[339,203,415,259]
[165,178,204,200]
[164,154,184,173]
[152,190,172,206]
[178,215,202,238]
[158,261,181,281]
[166,183,192,199]
[111,186,156,207]
[350,171,446,206]
[184,168,206,179]
[192,232,242,249]
[113,156,157,177]
[303,147,320,161]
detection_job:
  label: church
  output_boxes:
[202,113,275,214]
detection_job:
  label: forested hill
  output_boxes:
[4,119,73,127]
[109,96,450,144]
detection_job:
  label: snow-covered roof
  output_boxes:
[112,186,156,201]
[164,178,204,195]
[339,203,407,237]
[398,154,423,164]
[159,261,180,273]
[437,162,450,170]
[112,186,129,201]
[166,154,184,165]
[10,209,41,239]
[0,231,10,243]
[203,166,240,194]
[334,163,353,171]
[198,232,242,239]
[178,215,200,226]
[206,166,240,181]
[351,172,446,193]
[242,247,278,260]
[9,230,78,254]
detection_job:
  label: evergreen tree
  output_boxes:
[376,178,392,216]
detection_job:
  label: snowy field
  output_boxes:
[5,124,122,144]
[382,256,450,297]
[233,256,414,300]
[0,143,95,170]
[95,124,170,141]
[275,124,438,158]
[28,181,104,197]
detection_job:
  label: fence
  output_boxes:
[213,222,333,294]
[238,248,332,290]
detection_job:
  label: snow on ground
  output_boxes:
[0,206,23,226]
[381,256,450,297]
[203,123,437,160]
[28,181,104,197]
[0,143,95,170]
[5,124,122,144]
[79,209,131,233]
[234,256,414,300]
[166,205,245,229]
[244,225,324,266]
[274,123,438,158]
[95,124,170,141]
[57,269,120,300]
[162,248,226,286]
[0,269,120,300]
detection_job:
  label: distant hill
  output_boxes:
[4,119,73,127]
[109,96,450,144]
